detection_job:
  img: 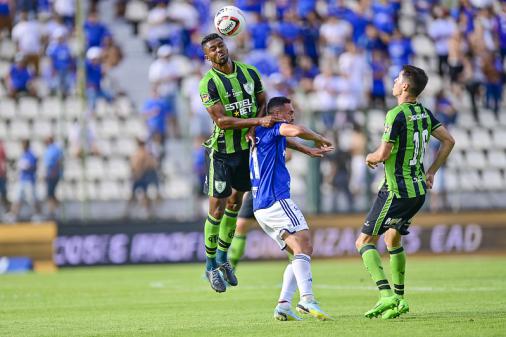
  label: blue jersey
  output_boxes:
[250,123,291,211]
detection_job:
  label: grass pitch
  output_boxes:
[1,256,505,337]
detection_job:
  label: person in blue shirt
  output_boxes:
[47,31,75,97]
[5,54,37,99]
[85,46,113,113]
[250,96,334,321]
[43,136,63,219]
[9,139,40,221]
[84,10,111,49]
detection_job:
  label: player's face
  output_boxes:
[279,103,295,123]
[204,38,229,65]
[392,71,405,97]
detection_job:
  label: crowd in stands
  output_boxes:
[0,0,505,220]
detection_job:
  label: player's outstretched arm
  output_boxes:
[426,126,455,189]
[365,142,394,169]
[286,139,332,158]
[206,103,284,130]
[280,124,334,157]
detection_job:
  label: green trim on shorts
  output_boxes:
[373,192,394,235]
[208,149,214,196]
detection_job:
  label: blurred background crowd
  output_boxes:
[0,0,505,222]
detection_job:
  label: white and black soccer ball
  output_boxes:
[214,6,246,37]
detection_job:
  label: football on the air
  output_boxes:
[214,6,246,37]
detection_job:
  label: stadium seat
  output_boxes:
[479,111,497,128]
[32,120,53,139]
[0,39,15,59]
[424,73,443,96]
[470,128,492,150]
[41,97,63,119]
[9,120,30,140]
[412,35,436,57]
[492,129,506,149]
[452,128,470,150]
[0,60,10,78]
[446,150,464,168]
[99,180,121,200]
[459,170,481,191]
[457,113,475,129]
[0,98,17,120]
[107,157,130,180]
[99,118,121,139]
[96,100,113,118]
[487,150,506,169]
[85,157,106,180]
[18,97,39,119]
[399,16,416,36]
[116,138,136,157]
[95,139,112,157]
[63,159,84,181]
[465,150,487,169]
[0,120,7,136]
[115,96,134,117]
[4,140,22,160]
[443,168,459,192]
[124,118,147,138]
[481,169,504,191]
[366,109,386,133]
[65,97,84,118]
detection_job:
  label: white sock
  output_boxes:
[292,254,313,299]
[278,263,297,306]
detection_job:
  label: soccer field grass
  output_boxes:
[1,256,505,337]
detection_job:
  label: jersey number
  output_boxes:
[409,130,429,166]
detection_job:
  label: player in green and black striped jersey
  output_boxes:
[198,33,285,293]
[355,65,455,319]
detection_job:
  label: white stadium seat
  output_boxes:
[470,128,492,150]
[487,150,506,169]
[492,129,506,149]
[465,150,487,169]
[452,128,470,150]
[446,150,464,169]
[18,97,39,119]
[481,169,504,191]
[459,170,481,191]
[9,120,30,140]
[443,169,459,192]
[412,35,436,57]
[85,157,106,180]
[0,98,17,119]
[41,97,63,119]
[107,157,130,180]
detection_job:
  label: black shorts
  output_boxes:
[204,148,251,198]
[362,186,425,236]
[238,191,254,219]
[46,178,60,199]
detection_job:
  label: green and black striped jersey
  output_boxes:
[382,102,442,198]
[199,61,264,154]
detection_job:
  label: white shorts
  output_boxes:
[254,198,309,250]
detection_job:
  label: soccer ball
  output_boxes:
[214,6,246,37]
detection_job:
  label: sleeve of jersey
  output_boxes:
[427,109,442,131]
[272,123,282,137]
[199,77,221,108]
[248,65,265,94]
[382,110,402,143]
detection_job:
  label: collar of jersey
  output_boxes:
[211,61,237,78]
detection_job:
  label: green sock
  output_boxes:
[229,234,247,268]
[216,209,238,264]
[359,244,393,297]
[389,246,406,297]
[204,214,221,271]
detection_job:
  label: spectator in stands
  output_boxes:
[125,138,158,219]
[148,44,181,111]
[68,117,100,157]
[369,49,387,108]
[312,63,340,129]
[141,88,177,162]
[4,53,37,99]
[325,132,353,212]
[448,31,468,96]
[0,140,9,213]
[248,13,271,50]
[462,50,485,121]
[338,41,369,110]
[300,10,320,65]
[101,35,123,70]
[0,0,13,37]
[85,46,113,114]
[482,51,503,117]
[428,6,457,77]
[8,139,40,222]
[319,15,352,58]
[12,11,42,75]
[43,136,63,219]
[277,10,301,65]
[46,29,74,97]
[144,1,173,53]
[84,10,111,49]
[434,90,458,127]
[387,28,413,79]
[53,0,75,29]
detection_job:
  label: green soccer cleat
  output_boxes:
[382,297,409,320]
[296,299,333,321]
[364,295,399,319]
[206,268,227,293]
[274,305,302,321]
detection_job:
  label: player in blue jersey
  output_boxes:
[250,96,334,321]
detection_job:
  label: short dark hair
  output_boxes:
[201,33,223,48]
[267,96,291,114]
[401,65,428,97]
